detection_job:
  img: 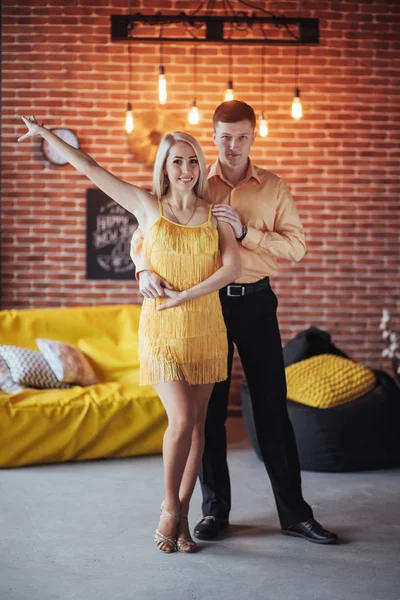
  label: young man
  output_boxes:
[133,100,338,545]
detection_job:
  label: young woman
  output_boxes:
[18,117,241,554]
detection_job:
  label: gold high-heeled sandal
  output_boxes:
[176,516,200,553]
[154,502,179,553]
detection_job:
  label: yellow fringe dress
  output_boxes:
[137,202,228,386]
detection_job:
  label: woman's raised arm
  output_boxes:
[18,116,155,217]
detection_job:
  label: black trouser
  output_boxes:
[199,278,313,528]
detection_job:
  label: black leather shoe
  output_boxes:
[193,516,230,540]
[281,519,338,544]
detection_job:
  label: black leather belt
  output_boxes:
[222,276,270,297]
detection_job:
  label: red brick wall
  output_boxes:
[2,1,399,404]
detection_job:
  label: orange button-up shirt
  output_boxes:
[131,159,306,284]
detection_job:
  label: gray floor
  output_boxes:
[1,417,400,600]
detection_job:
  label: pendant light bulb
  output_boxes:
[188,100,199,125]
[158,65,167,105]
[291,88,303,120]
[224,80,234,102]
[259,112,268,137]
[125,102,134,134]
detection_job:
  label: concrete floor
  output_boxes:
[1,417,400,600]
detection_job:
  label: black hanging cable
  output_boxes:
[225,0,248,31]
[291,0,302,118]
[261,41,265,108]
[294,0,301,94]
[226,34,234,99]
[184,17,202,38]
[190,0,208,16]
[228,41,232,81]
[118,1,304,43]
[158,22,166,103]
[236,0,278,19]
[126,48,133,122]
[237,0,300,40]
[193,45,198,101]
[188,44,199,124]
[159,23,163,64]
[144,0,301,43]
[125,0,133,132]
[128,0,132,107]
[258,39,268,135]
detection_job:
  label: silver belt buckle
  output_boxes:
[227,284,245,297]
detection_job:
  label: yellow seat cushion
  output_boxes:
[285,354,377,408]
[0,381,167,467]
[0,304,167,467]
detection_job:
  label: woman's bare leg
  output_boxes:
[176,383,214,550]
[153,380,196,552]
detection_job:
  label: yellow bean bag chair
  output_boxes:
[285,354,377,408]
[0,304,167,468]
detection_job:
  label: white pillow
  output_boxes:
[0,346,71,389]
[0,356,25,394]
[36,338,99,386]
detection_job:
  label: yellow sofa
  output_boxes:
[0,304,167,467]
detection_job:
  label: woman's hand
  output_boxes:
[156,288,186,311]
[18,116,45,142]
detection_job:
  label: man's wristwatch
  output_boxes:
[237,224,248,242]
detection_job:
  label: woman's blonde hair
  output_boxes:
[152,132,208,200]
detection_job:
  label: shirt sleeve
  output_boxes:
[241,180,306,262]
[130,228,152,281]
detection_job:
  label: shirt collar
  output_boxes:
[208,158,261,186]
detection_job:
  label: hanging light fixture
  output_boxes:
[259,43,268,137]
[291,45,303,120]
[124,1,134,133]
[188,46,199,125]
[224,43,234,101]
[158,27,167,105]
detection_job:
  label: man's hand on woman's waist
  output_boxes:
[212,204,243,239]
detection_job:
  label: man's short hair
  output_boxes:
[213,100,256,131]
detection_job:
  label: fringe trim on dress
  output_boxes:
[138,210,228,386]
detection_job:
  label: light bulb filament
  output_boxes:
[224,80,234,102]
[259,113,268,137]
[158,66,167,105]
[291,88,303,120]
[188,101,199,125]
[125,103,134,134]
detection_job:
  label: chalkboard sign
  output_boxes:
[86,189,138,280]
